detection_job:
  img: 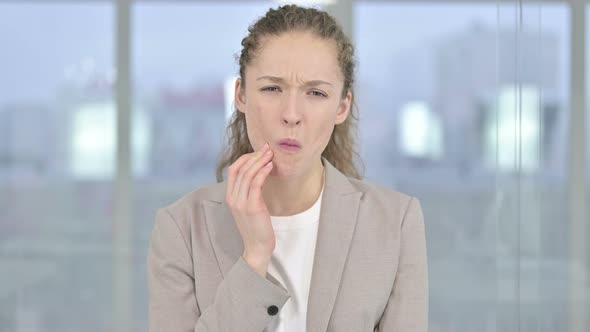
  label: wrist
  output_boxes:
[242,251,271,277]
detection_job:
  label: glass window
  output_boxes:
[355,2,570,331]
[1,2,583,331]
[0,3,115,331]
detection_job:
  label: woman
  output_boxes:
[148,5,428,332]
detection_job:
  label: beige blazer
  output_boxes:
[148,156,428,332]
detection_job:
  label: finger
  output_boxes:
[248,160,273,205]
[232,147,266,202]
[236,147,273,205]
[227,153,255,202]
[232,144,269,204]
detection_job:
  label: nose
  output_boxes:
[281,93,302,126]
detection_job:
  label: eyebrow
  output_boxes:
[256,75,333,87]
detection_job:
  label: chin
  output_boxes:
[269,159,298,177]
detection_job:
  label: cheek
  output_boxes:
[313,115,337,148]
[245,105,270,150]
[321,124,335,145]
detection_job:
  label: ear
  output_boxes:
[335,90,352,125]
[234,78,246,114]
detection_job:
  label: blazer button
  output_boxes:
[267,305,279,316]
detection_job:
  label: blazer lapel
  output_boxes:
[202,156,363,331]
[305,157,363,331]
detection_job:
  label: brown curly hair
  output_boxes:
[215,4,364,182]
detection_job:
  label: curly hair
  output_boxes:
[215,4,364,182]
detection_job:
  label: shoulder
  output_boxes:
[165,181,225,213]
[346,176,421,220]
[154,181,226,235]
[347,176,415,206]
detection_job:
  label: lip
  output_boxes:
[278,138,302,153]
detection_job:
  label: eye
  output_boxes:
[261,86,281,92]
[310,90,328,98]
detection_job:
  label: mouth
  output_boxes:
[278,138,302,147]
[277,138,302,153]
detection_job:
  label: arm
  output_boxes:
[148,208,290,332]
[377,197,429,331]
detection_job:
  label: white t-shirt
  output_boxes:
[265,173,325,332]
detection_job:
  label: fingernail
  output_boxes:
[264,142,269,149]
[265,149,272,156]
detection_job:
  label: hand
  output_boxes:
[226,142,275,277]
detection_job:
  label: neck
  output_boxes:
[262,159,325,217]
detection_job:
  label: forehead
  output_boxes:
[248,31,342,82]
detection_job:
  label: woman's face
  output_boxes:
[235,31,352,178]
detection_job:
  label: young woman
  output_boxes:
[148,5,428,332]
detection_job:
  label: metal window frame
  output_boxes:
[568,1,588,331]
[114,1,132,331]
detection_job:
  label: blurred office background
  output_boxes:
[0,0,588,331]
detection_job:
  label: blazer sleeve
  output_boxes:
[148,208,291,332]
[377,197,429,332]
